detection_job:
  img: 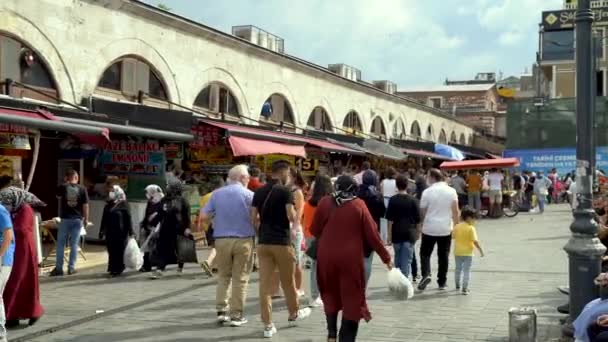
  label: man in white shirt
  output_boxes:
[418,169,459,291]
[487,168,504,218]
[353,161,371,185]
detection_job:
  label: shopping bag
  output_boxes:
[124,237,144,270]
[387,268,414,300]
[177,235,198,264]
[140,229,159,253]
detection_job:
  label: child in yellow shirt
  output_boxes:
[452,206,484,295]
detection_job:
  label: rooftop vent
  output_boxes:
[372,80,397,94]
[232,25,284,53]
[328,64,361,82]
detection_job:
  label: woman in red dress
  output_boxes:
[0,185,45,327]
[311,175,392,342]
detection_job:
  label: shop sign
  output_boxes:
[256,154,295,174]
[163,142,184,160]
[100,141,164,175]
[0,124,30,150]
[297,158,319,177]
[190,124,223,148]
[504,147,608,175]
[542,7,608,31]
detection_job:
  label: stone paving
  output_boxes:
[10,205,574,342]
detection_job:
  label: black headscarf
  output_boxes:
[332,175,357,206]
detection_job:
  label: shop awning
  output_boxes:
[0,107,110,140]
[362,139,407,161]
[439,157,520,170]
[402,148,455,161]
[228,135,306,158]
[327,139,405,160]
[60,117,194,141]
[202,120,363,155]
[434,144,465,161]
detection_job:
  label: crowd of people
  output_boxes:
[0,161,486,342]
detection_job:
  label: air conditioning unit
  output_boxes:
[232,25,285,53]
[328,64,361,82]
[372,80,397,94]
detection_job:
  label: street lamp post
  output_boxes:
[563,0,606,335]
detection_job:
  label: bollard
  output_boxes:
[509,307,537,342]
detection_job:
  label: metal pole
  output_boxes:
[563,0,606,336]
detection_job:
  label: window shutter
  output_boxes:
[314,108,322,129]
[209,84,219,112]
[120,59,138,96]
[135,61,150,94]
[0,37,21,83]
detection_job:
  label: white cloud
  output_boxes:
[498,31,525,46]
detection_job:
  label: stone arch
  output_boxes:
[189,67,249,118]
[0,10,75,101]
[410,120,422,139]
[307,106,333,132]
[85,38,180,103]
[468,134,474,146]
[459,133,467,145]
[370,115,388,139]
[426,123,436,142]
[193,81,242,119]
[256,82,300,126]
[343,110,363,133]
[438,129,448,144]
[260,93,295,127]
[392,117,407,139]
[450,131,458,144]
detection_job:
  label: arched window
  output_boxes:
[468,134,474,146]
[260,93,295,128]
[96,56,168,107]
[194,83,240,118]
[410,121,421,139]
[370,116,387,139]
[392,118,406,139]
[0,34,58,102]
[426,124,435,141]
[343,111,363,133]
[459,133,467,145]
[450,131,458,144]
[438,129,447,144]
[307,106,332,131]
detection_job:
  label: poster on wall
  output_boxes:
[504,147,608,175]
[163,143,184,160]
[99,141,165,175]
[0,156,21,179]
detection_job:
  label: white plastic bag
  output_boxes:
[387,268,414,300]
[124,237,143,270]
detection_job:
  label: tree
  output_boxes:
[157,3,172,11]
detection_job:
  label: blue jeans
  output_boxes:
[306,238,319,299]
[393,241,414,278]
[537,195,546,213]
[56,218,82,272]
[454,256,473,289]
[364,252,374,287]
[468,192,481,211]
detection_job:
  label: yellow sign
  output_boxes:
[297,158,319,177]
[497,87,516,98]
[256,154,295,174]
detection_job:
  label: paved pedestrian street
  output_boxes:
[12,206,573,342]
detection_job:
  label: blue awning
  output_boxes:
[434,144,465,161]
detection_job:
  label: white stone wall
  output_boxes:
[0,0,474,143]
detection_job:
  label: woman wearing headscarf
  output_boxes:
[152,181,191,278]
[0,184,45,328]
[356,170,386,286]
[99,185,133,277]
[311,175,392,342]
[139,185,164,273]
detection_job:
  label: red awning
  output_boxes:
[0,107,110,142]
[228,135,306,158]
[402,148,454,161]
[440,157,520,170]
[202,120,363,155]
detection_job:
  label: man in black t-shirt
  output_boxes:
[50,169,89,276]
[251,160,310,338]
[386,174,421,279]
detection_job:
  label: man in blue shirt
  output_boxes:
[200,164,255,327]
[0,204,14,342]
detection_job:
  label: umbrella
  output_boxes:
[434,143,465,161]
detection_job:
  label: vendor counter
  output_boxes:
[87,200,147,241]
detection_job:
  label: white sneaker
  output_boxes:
[150,270,163,279]
[310,297,323,308]
[288,308,312,327]
[217,313,230,325]
[297,290,306,298]
[263,324,277,338]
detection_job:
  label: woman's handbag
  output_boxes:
[177,234,198,263]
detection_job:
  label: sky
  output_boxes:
[143,0,563,89]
